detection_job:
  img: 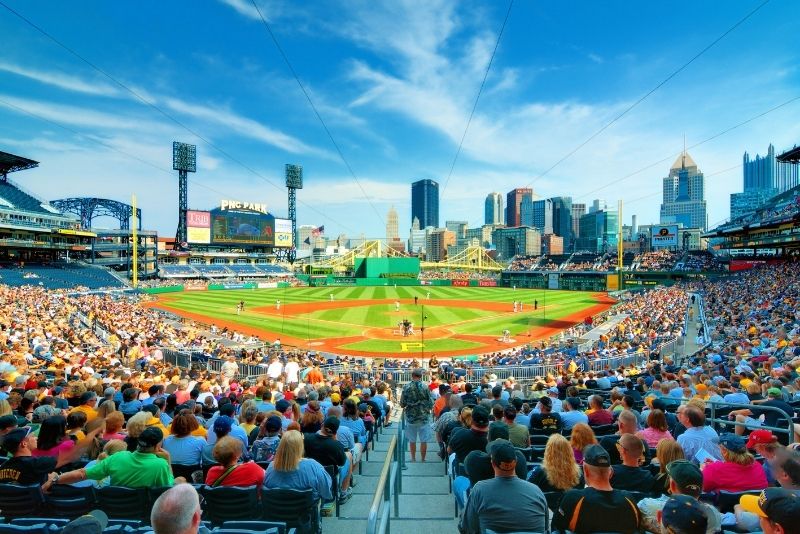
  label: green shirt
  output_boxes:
[84,451,173,488]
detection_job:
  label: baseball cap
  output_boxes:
[661,495,708,534]
[323,416,340,434]
[548,386,559,394]
[264,415,282,433]
[0,426,31,454]
[538,396,552,408]
[746,429,778,448]
[666,460,703,496]
[740,488,800,531]
[719,433,747,453]
[213,416,233,435]
[79,391,97,404]
[62,510,109,534]
[583,444,611,467]
[471,405,490,427]
[330,392,342,404]
[0,414,18,431]
[487,438,517,469]
[275,399,291,413]
[767,387,783,398]
[137,427,164,448]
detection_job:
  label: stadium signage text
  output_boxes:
[220,200,268,214]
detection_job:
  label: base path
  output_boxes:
[147,293,615,358]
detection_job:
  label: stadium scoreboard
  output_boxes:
[185,200,292,248]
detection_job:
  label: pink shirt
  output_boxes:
[637,428,674,448]
[702,460,768,493]
[32,440,74,457]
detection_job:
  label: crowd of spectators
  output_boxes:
[635,250,680,271]
[676,251,726,272]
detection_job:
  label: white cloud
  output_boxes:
[0,61,120,97]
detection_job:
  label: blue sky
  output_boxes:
[1,0,798,240]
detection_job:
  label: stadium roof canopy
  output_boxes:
[0,150,39,179]
[777,145,800,163]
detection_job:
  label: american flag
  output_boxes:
[311,225,325,238]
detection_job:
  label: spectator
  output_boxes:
[528,433,583,493]
[658,495,709,534]
[251,415,282,463]
[400,368,434,463]
[101,411,126,441]
[303,416,351,504]
[150,483,203,534]
[637,409,674,448]
[599,410,651,465]
[561,397,589,431]
[300,401,323,434]
[552,444,641,533]
[32,415,78,457]
[677,406,722,464]
[639,459,722,534]
[729,388,800,442]
[739,488,800,534]
[502,405,529,448]
[747,429,783,485]
[459,440,548,534]
[570,423,598,465]
[702,433,768,493]
[69,391,99,424]
[162,411,205,469]
[50,427,176,488]
[0,426,91,485]
[529,396,562,436]
[263,429,332,503]
[611,433,656,492]
[205,436,264,487]
[587,395,613,426]
[651,439,686,494]
[448,405,490,466]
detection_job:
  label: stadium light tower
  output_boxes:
[173,142,196,247]
[285,164,303,263]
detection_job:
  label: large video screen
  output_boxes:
[212,211,274,245]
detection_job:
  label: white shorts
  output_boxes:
[405,421,432,442]
[743,416,763,429]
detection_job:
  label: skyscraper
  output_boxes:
[730,144,800,220]
[550,196,573,248]
[506,188,535,227]
[571,203,586,243]
[660,151,707,231]
[411,179,439,228]
[530,199,553,235]
[386,206,399,242]
[484,192,504,225]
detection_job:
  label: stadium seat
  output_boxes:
[44,483,95,517]
[94,486,149,520]
[9,519,68,529]
[261,488,318,534]
[171,464,202,480]
[590,424,616,436]
[0,483,45,518]
[716,490,762,513]
[322,465,340,518]
[0,524,48,534]
[200,485,259,525]
[221,521,288,534]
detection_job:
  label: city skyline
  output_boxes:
[1,1,798,240]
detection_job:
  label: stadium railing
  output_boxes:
[366,416,404,534]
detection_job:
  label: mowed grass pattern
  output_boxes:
[156,286,603,348]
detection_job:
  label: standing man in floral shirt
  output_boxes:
[400,368,434,463]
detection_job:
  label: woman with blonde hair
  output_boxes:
[569,423,597,464]
[702,434,768,493]
[528,434,582,492]
[101,411,126,441]
[263,430,333,502]
[0,399,11,417]
[652,439,684,494]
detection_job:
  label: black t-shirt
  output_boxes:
[463,450,527,486]
[460,393,478,406]
[584,379,598,389]
[529,412,562,435]
[528,465,583,493]
[755,400,794,428]
[303,433,346,468]
[611,465,656,492]
[448,427,488,464]
[0,455,56,485]
[553,487,640,534]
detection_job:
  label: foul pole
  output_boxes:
[617,199,624,290]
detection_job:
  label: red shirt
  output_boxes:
[702,460,768,493]
[587,410,613,426]
[205,462,265,487]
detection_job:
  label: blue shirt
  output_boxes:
[255,401,275,413]
[340,417,367,439]
[162,435,205,465]
[263,458,333,502]
[560,410,589,430]
[119,400,142,415]
[677,426,723,464]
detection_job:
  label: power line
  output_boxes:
[574,94,800,201]
[440,0,514,199]
[525,0,771,191]
[0,0,355,233]
[248,0,385,228]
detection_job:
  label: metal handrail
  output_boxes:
[366,429,401,534]
[706,400,796,442]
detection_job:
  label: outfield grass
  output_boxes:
[155,286,604,354]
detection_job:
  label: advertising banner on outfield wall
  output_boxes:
[451,279,470,287]
[257,282,278,288]
[478,279,497,287]
[651,225,678,248]
[186,210,211,244]
[548,273,559,289]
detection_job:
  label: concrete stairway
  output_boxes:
[321,416,459,534]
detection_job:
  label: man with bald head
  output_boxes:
[150,484,203,534]
[599,410,652,465]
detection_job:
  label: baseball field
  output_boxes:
[148,286,615,357]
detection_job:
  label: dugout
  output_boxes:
[353,257,420,279]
